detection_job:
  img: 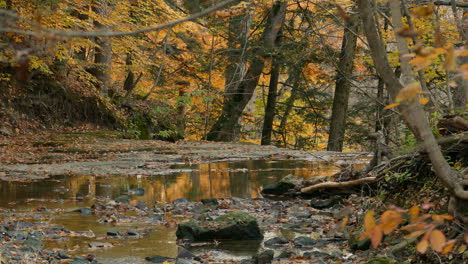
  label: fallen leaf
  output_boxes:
[429,229,446,252]
[417,239,429,253]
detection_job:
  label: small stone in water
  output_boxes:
[106,230,119,237]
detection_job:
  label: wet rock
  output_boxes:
[264,236,289,248]
[261,174,303,195]
[176,259,193,264]
[154,208,165,214]
[88,242,113,249]
[128,187,145,196]
[22,237,43,250]
[75,208,93,215]
[71,256,90,264]
[177,246,195,259]
[145,255,174,263]
[191,204,210,215]
[28,230,45,238]
[303,250,331,259]
[176,211,263,241]
[310,197,342,209]
[106,230,119,237]
[58,251,71,259]
[252,250,274,264]
[366,257,404,264]
[293,236,315,247]
[173,198,189,204]
[290,212,311,219]
[201,198,218,206]
[115,195,130,204]
[127,230,140,237]
[277,250,295,259]
[76,193,85,200]
[6,230,27,240]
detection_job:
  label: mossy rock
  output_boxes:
[261,174,303,195]
[176,211,263,241]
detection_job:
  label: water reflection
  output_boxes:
[0,160,344,207]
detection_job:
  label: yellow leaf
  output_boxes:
[396,82,421,102]
[432,214,453,223]
[419,97,429,105]
[380,210,402,235]
[370,225,383,248]
[384,103,400,109]
[364,210,376,234]
[417,239,429,253]
[429,229,446,252]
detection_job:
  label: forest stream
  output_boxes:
[0,132,373,264]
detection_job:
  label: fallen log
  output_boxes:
[301,177,377,194]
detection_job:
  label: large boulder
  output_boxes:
[261,174,303,195]
[176,211,263,241]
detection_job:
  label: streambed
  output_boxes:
[0,136,371,263]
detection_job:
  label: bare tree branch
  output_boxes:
[0,0,241,38]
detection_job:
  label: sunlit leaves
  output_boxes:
[359,205,454,253]
[384,82,429,109]
[380,210,402,234]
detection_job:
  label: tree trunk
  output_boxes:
[358,0,468,222]
[207,1,287,142]
[89,0,112,97]
[261,55,281,145]
[451,3,467,112]
[327,14,359,151]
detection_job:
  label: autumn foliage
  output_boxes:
[359,205,462,255]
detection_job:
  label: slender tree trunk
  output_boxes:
[207,1,287,141]
[327,14,359,151]
[358,0,468,222]
[450,2,467,112]
[261,54,281,145]
[90,0,112,97]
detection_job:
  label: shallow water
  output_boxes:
[0,159,366,262]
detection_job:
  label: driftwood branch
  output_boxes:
[0,0,240,38]
[301,177,377,194]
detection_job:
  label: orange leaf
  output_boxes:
[404,230,425,239]
[334,4,350,20]
[384,103,400,110]
[441,240,456,255]
[409,205,420,223]
[429,229,446,252]
[396,82,421,102]
[411,4,434,17]
[431,214,453,223]
[364,210,376,234]
[370,225,383,248]
[419,97,429,105]
[340,216,349,229]
[380,210,402,235]
[417,239,429,253]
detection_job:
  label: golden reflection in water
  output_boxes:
[0,160,364,207]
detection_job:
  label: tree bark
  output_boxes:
[327,14,359,151]
[358,0,468,222]
[207,1,287,141]
[89,0,112,97]
[261,55,281,145]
